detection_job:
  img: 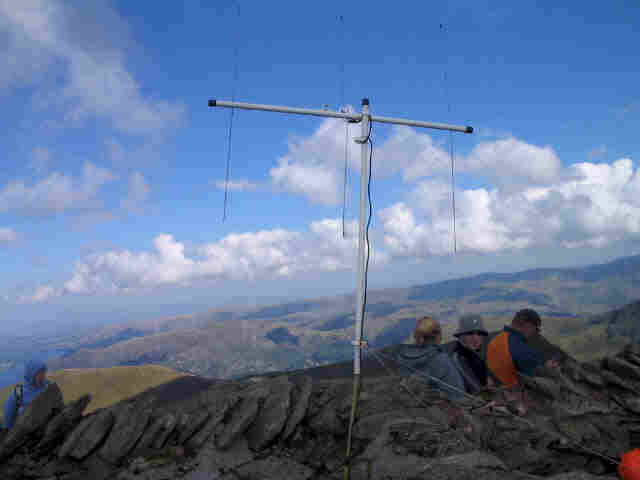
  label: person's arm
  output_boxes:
[510,336,544,376]
[3,390,17,429]
[430,353,466,400]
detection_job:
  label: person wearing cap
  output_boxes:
[3,359,50,430]
[486,309,558,389]
[446,314,493,394]
[392,316,466,400]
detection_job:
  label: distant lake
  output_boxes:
[0,349,72,390]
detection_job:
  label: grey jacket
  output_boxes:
[392,344,466,400]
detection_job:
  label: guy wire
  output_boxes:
[223,1,241,222]
[338,14,349,239]
[441,22,457,254]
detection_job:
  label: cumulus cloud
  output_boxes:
[269,118,360,205]
[269,119,454,204]
[0,161,117,216]
[463,137,562,188]
[267,118,565,205]
[0,227,19,246]
[0,0,185,134]
[381,157,640,258]
[19,219,389,301]
[215,179,259,192]
[25,285,57,303]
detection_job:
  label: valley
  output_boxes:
[28,253,639,380]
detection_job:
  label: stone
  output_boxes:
[135,413,174,452]
[59,408,115,460]
[216,387,268,450]
[5,342,640,480]
[0,382,64,460]
[35,394,91,454]
[186,395,240,450]
[308,399,344,436]
[246,376,293,450]
[604,356,640,383]
[165,412,190,446]
[235,456,314,480]
[98,403,153,465]
[203,435,254,471]
[81,454,116,480]
[599,369,638,393]
[152,412,178,449]
[178,410,211,445]
[281,375,313,440]
[353,409,439,441]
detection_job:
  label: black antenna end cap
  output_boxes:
[362,98,370,106]
[465,126,473,134]
[208,99,216,107]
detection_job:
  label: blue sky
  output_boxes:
[0,0,639,335]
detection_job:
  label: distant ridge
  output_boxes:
[42,253,640,379]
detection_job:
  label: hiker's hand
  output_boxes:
[517,402,528,416]
[545,359,559,369]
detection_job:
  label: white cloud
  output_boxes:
[21,219,388,301]
[0,161,117,216]
[269,118,360,205]
[121,171,150,213]
[215,179,259,192]
[268,119,454,205]
[375,126,451,182]
[25,284,58,303]
[267,120,562,205]
[0,0,185,134]
[463,137,562,188]
[0,227,19,246]
[381,157,640,258]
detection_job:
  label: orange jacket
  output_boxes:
[487,326,544,388]
[487,330,519,387]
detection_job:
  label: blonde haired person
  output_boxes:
[392,316,466,400]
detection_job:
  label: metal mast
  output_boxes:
[208,96,472,478]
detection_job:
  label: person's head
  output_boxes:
[414,316,441,346]
[24,359,48,388]
[454,314,488,352]
[511,308,542,339]
[34,369,47,387]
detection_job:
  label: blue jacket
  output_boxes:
[503,326,544,376]
[3,359,50,429]
[392,343,466,400]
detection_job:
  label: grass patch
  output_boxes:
[0,364,189,419]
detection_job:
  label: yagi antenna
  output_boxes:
[208,96,472,480]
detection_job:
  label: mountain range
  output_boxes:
[42,253,640,379]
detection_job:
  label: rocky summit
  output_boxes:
[2,344,640,480]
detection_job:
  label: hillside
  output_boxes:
[42,254,640,379]
[3,342,640,479]
[0,365,189,420]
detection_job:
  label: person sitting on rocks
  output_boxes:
[392,316,466,400]
[487,308,558,390]
[3,359,50,430]
[445,314,494,394]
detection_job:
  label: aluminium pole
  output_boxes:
[353,97,370,377]
[344,98,370,480]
